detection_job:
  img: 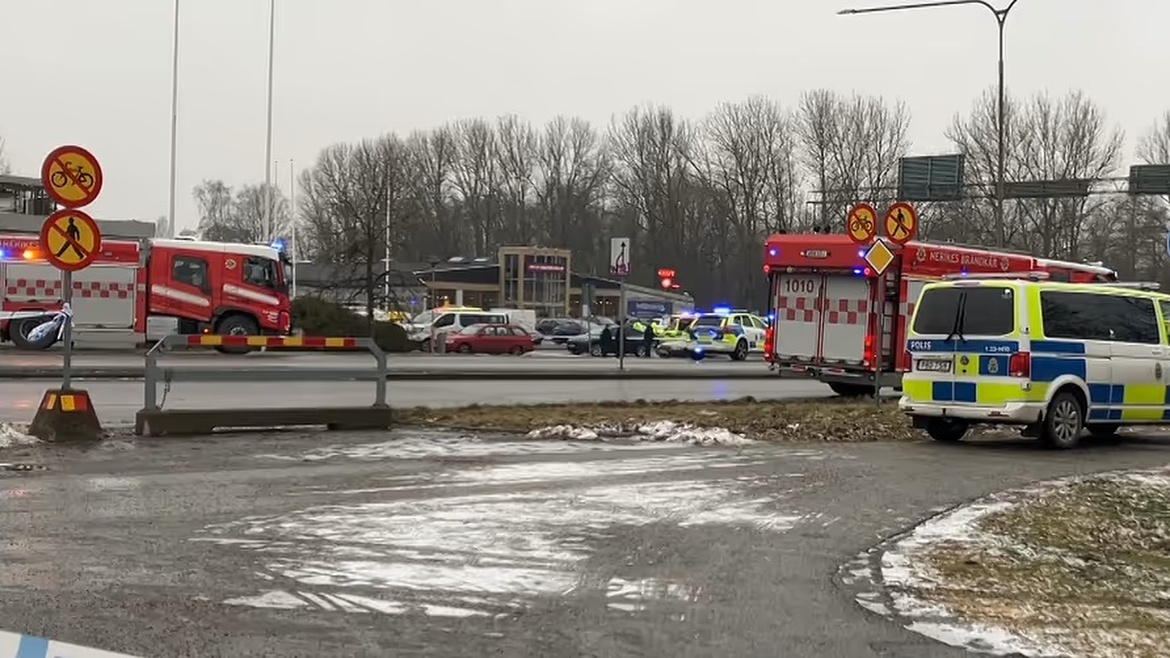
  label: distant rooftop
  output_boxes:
[0,174,44,190]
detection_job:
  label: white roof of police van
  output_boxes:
[151,238,279,260]
[1034,256,1116,276]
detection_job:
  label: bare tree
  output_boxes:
[0,135,10,175]
[608,105,720,298]
[796,90,911,230]
[1137,111,1170,165]
[404,127,459,259]
[299,135,409,319]
[193,180,236,239]
[535,116,611,272]
[193,179,289,244]
[1012,91,1123,260]
[232,183,291,243]
[946,89,1025,245]
[494,115,539,245]
[697,97,802,303]
[450,119,500,255]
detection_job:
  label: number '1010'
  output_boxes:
[784,279,816,295]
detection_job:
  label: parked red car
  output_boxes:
[445,323,535,355]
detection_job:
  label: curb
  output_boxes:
[0,369,776,381]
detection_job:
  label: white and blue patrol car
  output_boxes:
[900,277,1168,449]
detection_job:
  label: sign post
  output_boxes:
[848,200,920,404]
[27,145,105,442]
[610,237,631,371]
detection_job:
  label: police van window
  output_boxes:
[1160,300,1170,337]
[693,316,723,327]
[173,256,209,292]
[243,257,276,288]
[433,314,455,328]
[1041,292,1160,344]
[912,286,1014,336]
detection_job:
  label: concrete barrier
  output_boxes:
[134,334,392,437]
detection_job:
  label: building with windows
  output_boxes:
[419,246,691,319]
[293,246,692,320]
[500,246,571,317]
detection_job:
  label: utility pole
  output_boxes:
[167,0,180,238]
[262,0,275,242]
[839,0,1020,247]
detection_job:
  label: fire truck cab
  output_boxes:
[1,234,292,350]
[761,233,1117,396]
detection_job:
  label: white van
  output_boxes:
[404,307,508,349]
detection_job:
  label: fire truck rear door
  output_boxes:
[774,273,822,361]
[819,275,870,365]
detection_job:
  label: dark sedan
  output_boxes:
[565,324,649,357]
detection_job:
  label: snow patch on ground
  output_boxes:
[201,449,810,617]
[526,420,755,446]
[0,423,38,449]
[259,431,674,462]
[860,466,1170,658]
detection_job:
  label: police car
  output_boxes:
[900,275,1167,449]
[677,308,768,360]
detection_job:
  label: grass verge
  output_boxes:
[394,396,922,442]
[921,474,1170,658]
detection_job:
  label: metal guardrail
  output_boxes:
[142,334,388,412]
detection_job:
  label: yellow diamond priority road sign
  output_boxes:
[863,238,895,275]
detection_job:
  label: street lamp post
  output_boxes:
[428,257,441,354]
[263,0,276,243]
[838,0,1019,248]
[167,0,180,239]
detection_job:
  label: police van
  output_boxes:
[899,274,1168,449]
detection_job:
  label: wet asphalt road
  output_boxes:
[1,430,1169,657]
[0,378,837,426]
[0,350,771,380]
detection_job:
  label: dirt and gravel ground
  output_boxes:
[896,469,1170,657]
[394,396,925,443]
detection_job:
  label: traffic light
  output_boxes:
[657,268,675,290]
[660,277,672,289]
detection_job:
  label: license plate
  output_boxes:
[917,358,952,373]
[697,335,713,343]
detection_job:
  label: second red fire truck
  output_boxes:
[761,233,1117,395]
[0,234,292,351]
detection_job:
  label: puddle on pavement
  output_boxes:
[605,577,702,612]
[197,445,826,618]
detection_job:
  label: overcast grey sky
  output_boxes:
[2,0,1167,232]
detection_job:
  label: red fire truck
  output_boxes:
[761,233,1117,396]
[0,234,292,350]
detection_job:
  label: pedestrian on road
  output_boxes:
[642,322,655,358]
[599,326,613,357]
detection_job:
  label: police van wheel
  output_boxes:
[924,417,969,443]
[1041,390,1085,450]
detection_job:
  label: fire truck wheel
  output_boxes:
[730,339,748,361]
[213,314,259,354]
[828,383,874,398]
[10,316,58,351]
